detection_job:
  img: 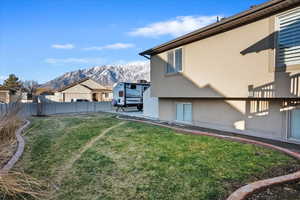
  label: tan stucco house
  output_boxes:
[49,78,112,102]
[140,0,300,143]
[0,86,18,104]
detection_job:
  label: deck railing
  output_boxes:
[249,73,300,98]
[250,83,275,98]
[290,73,300,97]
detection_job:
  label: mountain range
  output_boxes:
[42,61,150,90]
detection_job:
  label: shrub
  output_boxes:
[0,102,22,144]
[0,171,47,199]
[0,102,47,199]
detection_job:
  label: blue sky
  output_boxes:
[0,0,266,84]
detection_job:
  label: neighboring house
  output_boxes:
[20,91,29,103]
[0,87,32,103]
[0,86,18,103]
[140,0,300,143]
[19,89,34,103]
[36,88,54,103]
[0,86,32,103]
[0,86,12,103]
[50,78,112,102]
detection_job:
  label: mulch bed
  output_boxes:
[247,182,300,200]
[245,164,300,200]
[221,164,300,200]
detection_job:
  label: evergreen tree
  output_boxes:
[3,74,22,90]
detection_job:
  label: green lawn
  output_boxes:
[16,113,300,200]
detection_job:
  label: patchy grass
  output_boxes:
[18,114,120,179]
[15,114,300,200]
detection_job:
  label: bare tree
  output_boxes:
[22,80,39,99]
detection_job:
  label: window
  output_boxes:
[176,103,192,123]
[119,91,124,97]
[291,109,300,140]
[104,93,109,98]
[175,48,183,71]
[277,7,300,67]
[130,84,137,89]
[166,48,183,73]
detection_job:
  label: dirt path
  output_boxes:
[53,121,126,189]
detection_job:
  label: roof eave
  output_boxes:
[139,0,300,56]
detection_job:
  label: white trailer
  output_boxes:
[112,82,150,111]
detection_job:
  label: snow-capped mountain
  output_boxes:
[42,61,150,90]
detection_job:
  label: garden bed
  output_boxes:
[247,181,300,200]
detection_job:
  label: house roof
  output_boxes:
[140,0,300,56]
[0,86,9,90]
[0,86,15,92]
[92,88,113,92]
[58,78,90,92]
[36,88,55,95]
[57,77,112,92]
[80,84,94,91]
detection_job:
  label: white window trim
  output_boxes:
[165,47,184,74]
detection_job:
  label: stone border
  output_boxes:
[117,116,300,200]
[1,120,30,172]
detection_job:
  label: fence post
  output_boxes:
[37,101,44,116]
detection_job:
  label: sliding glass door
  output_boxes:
[291,109,300,140]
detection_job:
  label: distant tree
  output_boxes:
[22,80,39,99]
[3,74,22,90]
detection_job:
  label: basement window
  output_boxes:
[176,103,192,123]
[166,48,183,73]
[277,7,300,67]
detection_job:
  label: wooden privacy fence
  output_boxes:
[0,102,113,117]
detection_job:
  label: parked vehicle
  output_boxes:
[112,82,150,111]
